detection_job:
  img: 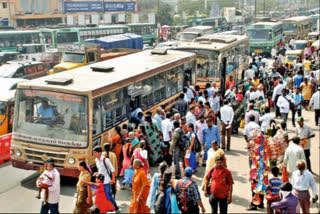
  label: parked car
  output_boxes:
[0,61,48,79]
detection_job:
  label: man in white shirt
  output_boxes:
[283,137,306,175]
[186,106,197,127]
[93,146,120,212]
[244,115,260,143]
[259,107,273,133]
[277,89,290,124]
[291,160,318,214]
[185,81,195,101]
[161,112,173,165]
[38,159,60,214]
[245,65,255,79]
[220,100,234,150]
[245,104,260,125]
[309,86,320,126]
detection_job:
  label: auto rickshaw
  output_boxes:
[284,50,303,69]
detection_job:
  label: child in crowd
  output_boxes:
[36,162,55,205]
[267,167,283,214]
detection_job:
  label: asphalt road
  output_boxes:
[0,109,319,213]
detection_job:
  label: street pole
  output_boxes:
[157,0,160,44]
[264,0,266,17]
[7,0,11,26]
[254,0,256,20]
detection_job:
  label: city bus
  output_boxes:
[40,28,58,49]
[188,17,229,32]
[10,49,196,177]
[55,25,130,49]
[282,16,312,40]
[0,30,41,52]
[310,14,320,31]
[247,21,283,56]
[127,23,157,46]
[175,34,250,88]
[177,26,213,42]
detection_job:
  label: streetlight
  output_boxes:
[157,0,160,43]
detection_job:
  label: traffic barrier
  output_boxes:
[0,133,12,164]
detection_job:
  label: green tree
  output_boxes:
[159,2,174,25]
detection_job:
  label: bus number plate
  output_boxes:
[254,49,263,53]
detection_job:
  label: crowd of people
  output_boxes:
[36,41,320,214]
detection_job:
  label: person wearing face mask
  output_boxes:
[270,182,298,214]
[291,160,318,214]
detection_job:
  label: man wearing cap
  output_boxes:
[291,87,304,127]
[270,182,299,214]
[176,167,206,214]
[38,159,60,214]
[220,100,234,150]
[309,86,320,126]
[296,117,315,173]
[204,156,234,214]
[291,160,318,214]
[283,136,306,176]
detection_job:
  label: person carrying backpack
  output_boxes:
[175,167,205,214]
[169,121,188,179]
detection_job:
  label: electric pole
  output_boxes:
[264,0,266,16]
[254,0,257,19]
[157,0,160,43]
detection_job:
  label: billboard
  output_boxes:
[64,1,136,13]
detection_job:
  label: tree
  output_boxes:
[177,0,206,16]
[159,2,174,25]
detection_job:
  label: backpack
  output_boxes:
[191,132,201,153]
[154,191,166,214]
[178,130,189,150]
[176,179,193,212]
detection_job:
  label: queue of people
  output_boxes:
[35,45,319,214]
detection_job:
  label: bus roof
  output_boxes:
[17,50,196,95]
[127,23,156,26]
[283,16,311,22]
[184,26,213,31]
[176,34,249,52]
[250,21,282,27]
[0,30,39,35]
[308,31,319,36]
[295,40,308,44]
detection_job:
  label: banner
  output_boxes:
[64,1,136,13]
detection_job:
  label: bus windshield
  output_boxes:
[56,32,78,44]
[181,33,198,41]
[0,101,7,115]
[14,89,88,148]
[283,23,297,32]
[295,43,307,50]
[63,53,85,63]
[247,29,272,40]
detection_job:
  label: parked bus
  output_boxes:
[16,44,48,61]
[247,21,283,56]
[310,14,320,31]
[127,23,157,46]
[0,78,27,135]
[0,30,41,52]
[55,25,129,49]
[177,26,214,42]
[10,49,196,177]
[282,16,312,40]
[175,34,249,88]
[188,17,229,32]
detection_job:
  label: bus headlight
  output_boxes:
[68,157,75,165]
[16,149,22,157]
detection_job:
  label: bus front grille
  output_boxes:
[25,149,66,166]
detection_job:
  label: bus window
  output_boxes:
[166,69,178,96]
[13,68,25,78]
[92,98,102,136]
[87,52,95,63]
[57,32,78,44]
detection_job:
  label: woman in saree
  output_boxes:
[129,159,150,214]
[144,115,162,165]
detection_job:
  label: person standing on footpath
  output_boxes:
[309,86,320,126]
[220,100,234,151]
[295,117,315,173]
[92,146,120,213]
[291,160,318,214]
[202,118,221,166]
[38,159,60,214]
[176,167,206,214]
[204,156,234,214]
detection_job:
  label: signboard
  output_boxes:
[64,1,136,13]
[104,13,112,24]
[118,13,126,23]
[67,15,74,25]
